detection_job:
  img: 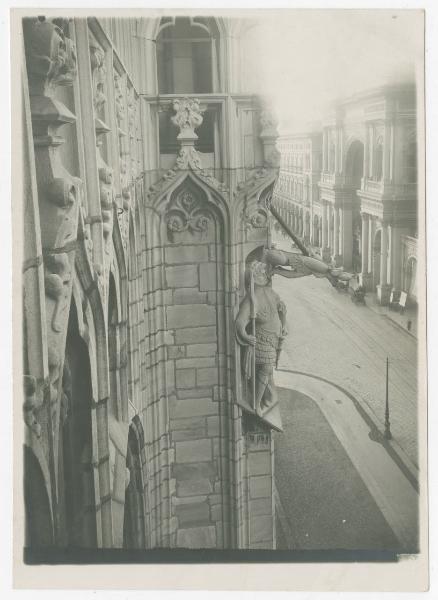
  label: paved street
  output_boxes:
[271,240,420,550]
[273,387,403,551]
[272,246,419,466]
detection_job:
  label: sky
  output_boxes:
[242,10,424,134]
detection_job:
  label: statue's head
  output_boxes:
[250,260,272,286]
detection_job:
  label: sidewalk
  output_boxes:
[366,293,418,339]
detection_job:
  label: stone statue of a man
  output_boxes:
[235,246,348,419]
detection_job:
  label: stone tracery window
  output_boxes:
[156,17,220,94]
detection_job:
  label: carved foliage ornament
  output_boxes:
[99,165,114,237]
[245,209,268,230]
[166,189,212,236]
[90,44,107,116]
[23,375,42,438]
[23,16,81,473]
[23,17,77,95]
[171,97,204,138]
[147,152,229,204]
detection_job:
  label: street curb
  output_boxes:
[365,298,417,340]
[381,312,417,340]
[276,369,419,492]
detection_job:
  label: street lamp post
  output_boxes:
[384,356,392,440]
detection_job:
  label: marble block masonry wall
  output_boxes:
[165,234,229,548]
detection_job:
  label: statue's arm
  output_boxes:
[265,249,327,278]
[235,295,256,346]
[277,297,288,337]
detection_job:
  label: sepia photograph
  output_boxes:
[10,4,430,592]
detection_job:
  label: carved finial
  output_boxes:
[171,98,204,142]
[259,99,279,139]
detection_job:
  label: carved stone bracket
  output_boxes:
[23,375,43,438]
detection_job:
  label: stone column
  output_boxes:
[377,222,392,305]
[322,130,325,171]
[386,224,393,287]
[321,202,330,261]
[391,227,402,290]
[369,125,375,180]
[368,216,374,274]
[389,118,395,183]
[339,207,344,256]
[329,204,334,255]
[363,124,370,183]
[341,206,353,270]
[321,202,327,249]
[360,214,372,289]
[383,120,391,183]
[333,206,341,264]
[334,129,340,174]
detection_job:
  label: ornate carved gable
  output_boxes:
[147,97,229,206]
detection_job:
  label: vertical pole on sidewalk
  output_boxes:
[384,356,392,440]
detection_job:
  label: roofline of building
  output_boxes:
[278,82,416,140]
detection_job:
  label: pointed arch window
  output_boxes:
[156,17,220,94]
